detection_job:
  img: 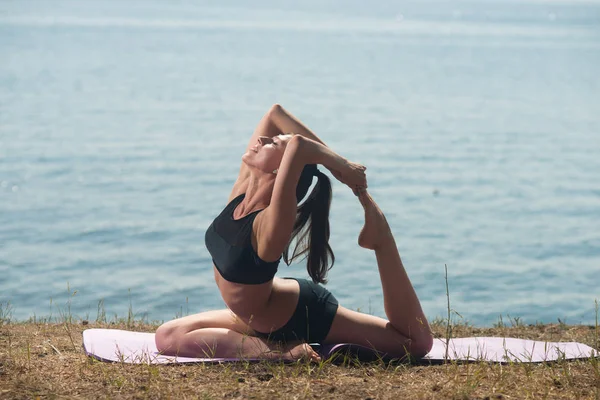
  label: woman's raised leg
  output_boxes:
[155,309,320,361]
[324,190,433,358]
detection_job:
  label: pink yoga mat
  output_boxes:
[82,329,599,364]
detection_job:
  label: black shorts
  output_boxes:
[255,278,339,344]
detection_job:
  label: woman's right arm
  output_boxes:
[268,104,328,146]
[232,104,329,199]
[243,104,326,157]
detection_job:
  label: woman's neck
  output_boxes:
[235,171,275,217]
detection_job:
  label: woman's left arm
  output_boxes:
[255,136,366,260]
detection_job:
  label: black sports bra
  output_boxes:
[205,193,280,284]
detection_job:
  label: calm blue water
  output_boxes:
[1,0,599,326]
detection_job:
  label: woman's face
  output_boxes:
[242,134,294,173]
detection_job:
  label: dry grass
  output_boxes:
[1,311,598,400]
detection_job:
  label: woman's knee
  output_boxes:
[384,328,433,359]
[407,333,434,358]
[155,321,182,353]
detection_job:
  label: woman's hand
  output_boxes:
[291,135,367,192]
[330,160,367,192]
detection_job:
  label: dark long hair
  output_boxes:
[283,164,335,284]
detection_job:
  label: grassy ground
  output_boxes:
[1,310,598,400]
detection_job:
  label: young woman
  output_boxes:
[155,104,433,361]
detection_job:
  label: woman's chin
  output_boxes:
[241,152,252,164]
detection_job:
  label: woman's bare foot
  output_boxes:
[357,190,393,250]
[279,342,321,362]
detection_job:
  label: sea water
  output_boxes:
[1,0,599,326]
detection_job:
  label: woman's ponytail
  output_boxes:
[284,167,335,284]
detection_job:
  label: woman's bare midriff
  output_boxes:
[213,265,300,334]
